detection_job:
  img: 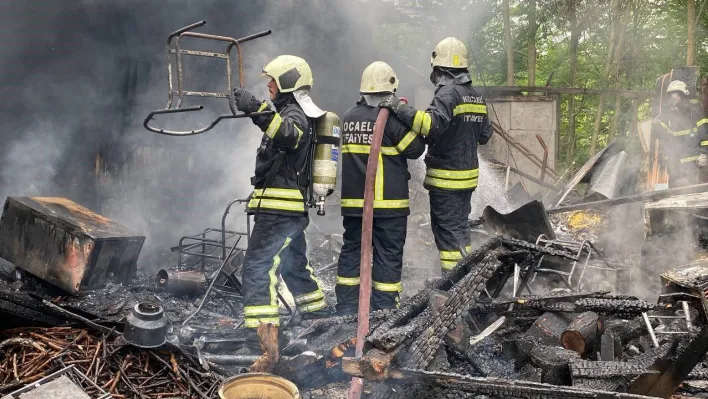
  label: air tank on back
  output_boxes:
[312,112,341,215]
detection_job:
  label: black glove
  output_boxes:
[378,94,406,113]
[379,94,416,127]
[233,88,262,114]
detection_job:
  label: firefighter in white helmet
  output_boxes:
[652,80,708,187]
[378,37,493,273]
[335,61,425,314]
[232,55,329,348]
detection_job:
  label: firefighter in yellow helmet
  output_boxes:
[652,80,708,187]
[378,37,493,274]
[335,61,425,314]
[232,55,329,348]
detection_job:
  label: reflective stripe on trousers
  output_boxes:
[425,168,479,190]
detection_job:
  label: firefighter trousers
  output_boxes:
[242,213,328,329]
[335,216,407,314]
[429,189,473,271]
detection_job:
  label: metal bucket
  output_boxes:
[218,373,299,399]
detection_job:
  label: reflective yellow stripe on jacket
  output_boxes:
[424,168,479,190]
[340,144,409,210]
[412,111,432,136]
[247,188,305,213]
[681,155,700,163]
[453,103,487,115]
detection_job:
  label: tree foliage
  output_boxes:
[374,0,708,170]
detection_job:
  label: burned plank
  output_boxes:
[574,298,658,318]
[368,238,503,347]
[628,329,708,398]
[347,367,658,398]
[515,338,579,385]
[570,360,656,379]
[395,252,503,370]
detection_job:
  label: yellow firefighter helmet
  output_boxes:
[666,80,689,96]
[261,55,313,93]
[431,37,468,68]
[360,61,399,94]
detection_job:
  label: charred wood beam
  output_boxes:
[343,366,658,399]
[570,360,656,379]
[395,253,503,371]
[368,238,503,347]
[629,329,708,398]
[574,298,660,319]
[549,182,708,214]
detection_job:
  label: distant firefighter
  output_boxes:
[653,80,708,188]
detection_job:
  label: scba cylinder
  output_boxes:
[313,112,341,215]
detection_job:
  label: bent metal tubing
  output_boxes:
[144,21,273,136]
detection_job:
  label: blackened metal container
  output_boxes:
[123,303,168,348]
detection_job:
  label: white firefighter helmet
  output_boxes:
[261,55,313,93]
[666,80,689,96]
[431,37,468,68]
[360,61,399,94]
[262,55,325,118]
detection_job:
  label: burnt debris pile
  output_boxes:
[2,196,708,398]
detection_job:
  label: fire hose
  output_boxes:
[348,99,407,398]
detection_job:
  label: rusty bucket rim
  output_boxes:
[217,372,299,399]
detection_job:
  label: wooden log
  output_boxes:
[342,350,394,382]
[525,312,574,346]
[561,312,600,356]
[249,323,279,373]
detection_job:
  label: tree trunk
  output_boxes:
[503,0,515,85]
[688,0,696,65]
[608,7,631,142]
[527,0,537,86]
[566,0,580,159]
[590,0,620,156]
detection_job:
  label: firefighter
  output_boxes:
[233,55,329,345]
[378,37,493,273]
[335,61,425,314]
[653,80,708,187]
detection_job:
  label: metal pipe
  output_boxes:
[549,182,708,214]
[156,269,206,296]
[349,106,391,399]
[682,301,693,329]
[201,354,260,365]
[642,312,660,348]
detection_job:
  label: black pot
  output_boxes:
[123,303,168,348]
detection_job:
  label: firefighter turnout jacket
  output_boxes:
[655,100,708,167]
[420,78,493,191]
[340,97,426,217]
[248,93,311,216]
[383,69,493,191]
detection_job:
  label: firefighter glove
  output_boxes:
[699,154,708,168]
[378,94,406,113]
[233,88,262,114]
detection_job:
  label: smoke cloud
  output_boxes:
[1,0,496,269]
